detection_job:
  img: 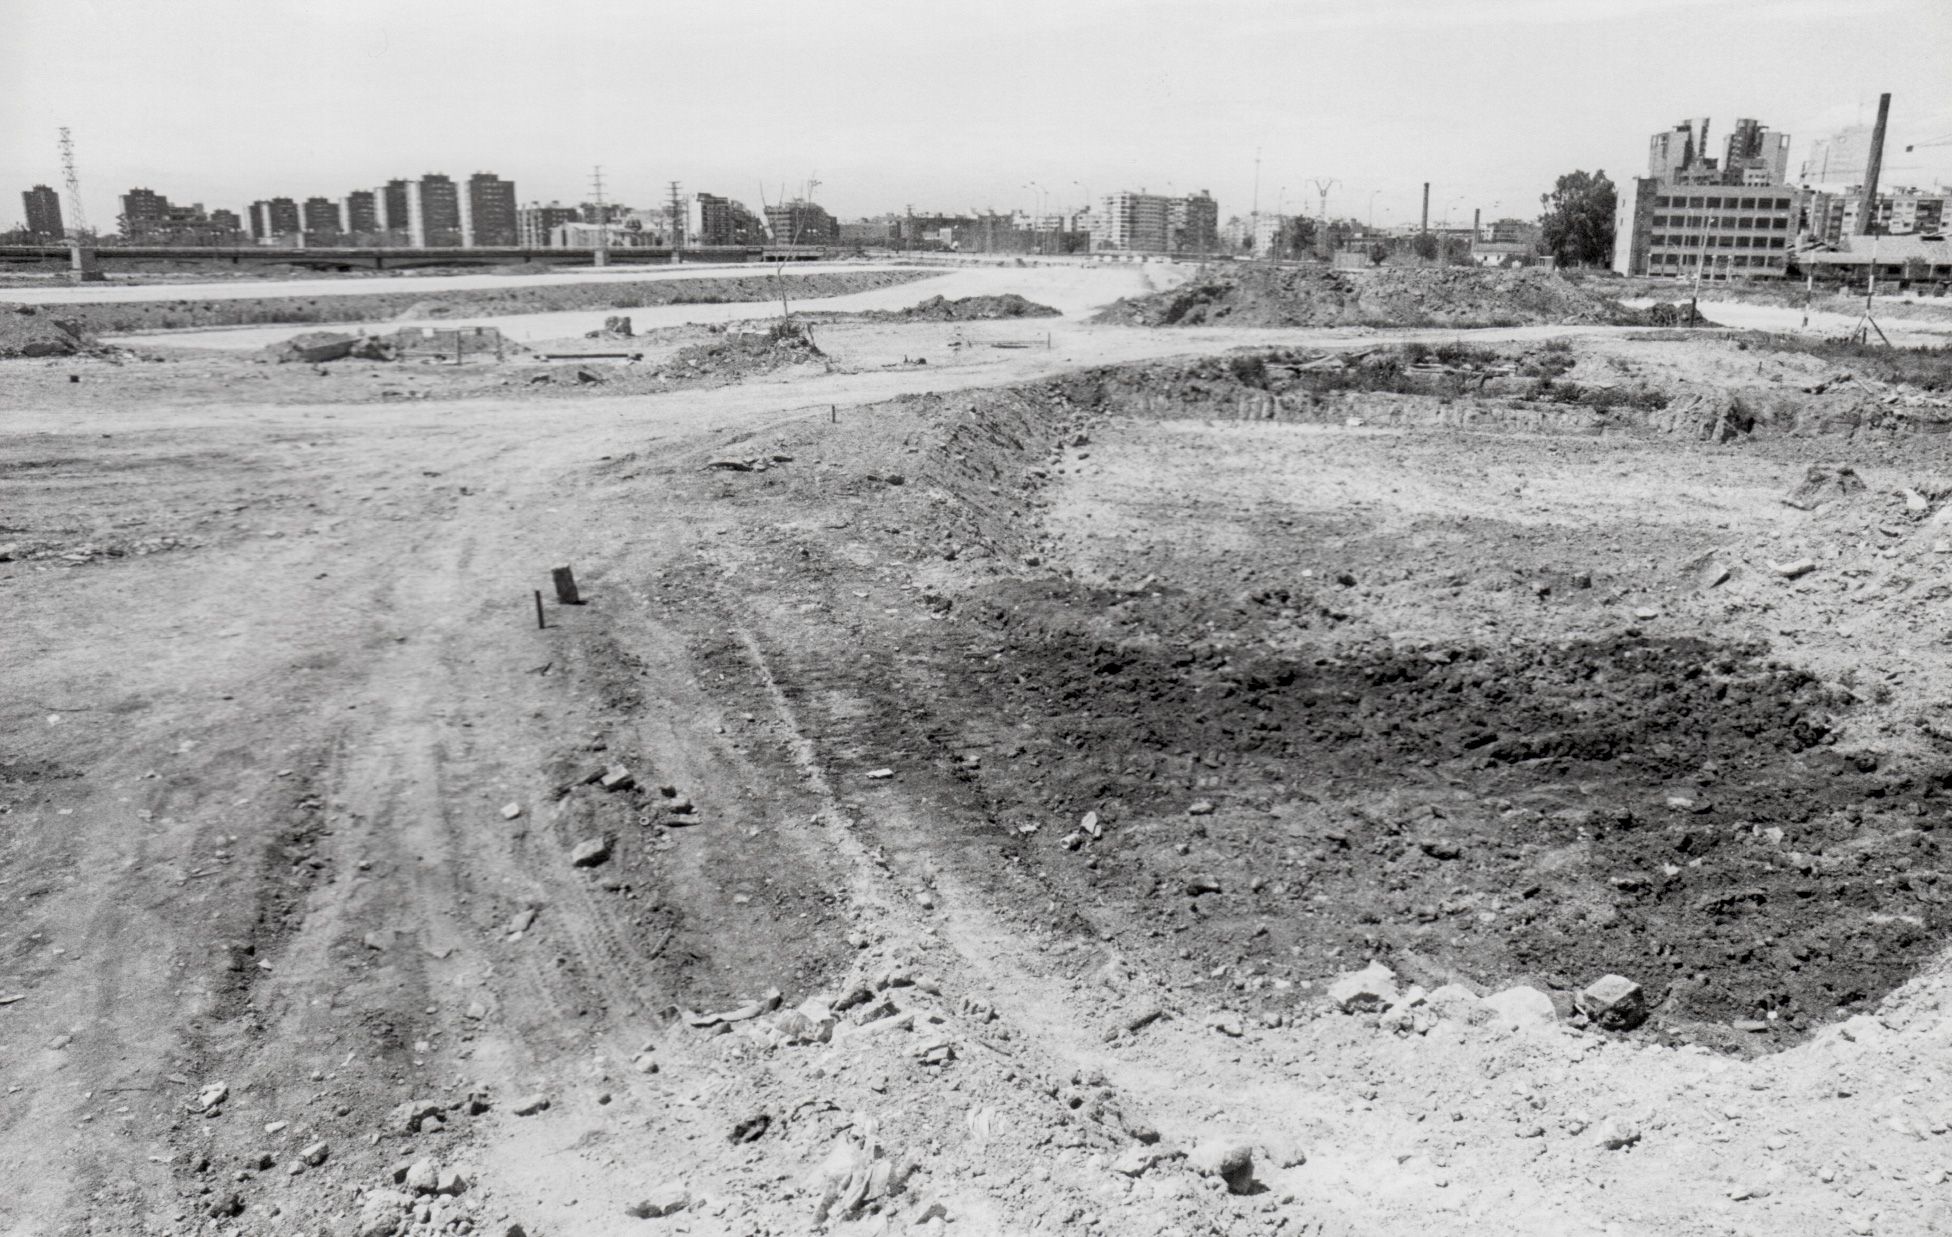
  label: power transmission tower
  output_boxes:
[590,166,609,268]
[1311,178,1338,260]
[667,180,684,263]
[58,127,90,239]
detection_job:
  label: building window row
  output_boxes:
[1651,215,1790,231]
[1650,234,1788,250]
[1654,194,1794,211]
[1649,253,1786,269]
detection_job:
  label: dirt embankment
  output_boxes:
[25,269,932,335]
[667,360,1952,1056]
[1095,265,1652,329]
[1081,340,1952,440]
[0,304,96,357]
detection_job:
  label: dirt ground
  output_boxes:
[6,263,1952,1237]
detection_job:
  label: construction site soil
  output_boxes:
[6,269,928,335]
[9,267,1952,1237]
[1096,266,1653,329]
[0,304,95,358]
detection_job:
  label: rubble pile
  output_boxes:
[892,293,1061,321]
[659,319,827,382]
[1094,265,1645,328]
[0,304,94,358]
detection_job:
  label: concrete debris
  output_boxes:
[194,1081,229,1113]
[392,1099,446,1134]
[1186,1136,1256,1194]
[1782,464,1866,510]
[687,988,784,1028]
[598,764,636,792]
[404,1158,440,1193]
[1575,974,1649,1030]
[500,802,522,820]
[1425,983,1491,1025]
[626,1183,690,1218]
[301,1141,330,1166]
[511,1093,551,1116]
[507,907,538,935]
[570,836,612,867]
[1112,1143,1174,1177]
[1771,558,1818,579]
[1326,961,1400,1013]
[1481,986,1558,1028]
[1596,1118,1642,1150]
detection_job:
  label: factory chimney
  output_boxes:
[1855,92,1892,236]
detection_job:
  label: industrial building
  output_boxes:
[22,185,63,239]
[1616,116,1798,281]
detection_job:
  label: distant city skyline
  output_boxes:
[5,0,1950,235]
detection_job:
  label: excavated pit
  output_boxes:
[687,343,1952,1055]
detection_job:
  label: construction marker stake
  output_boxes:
[534,590,545,630]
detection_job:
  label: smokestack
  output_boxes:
[1421,183,1430,233]
[1473,207,1481,238]
[1856,92,1892,236]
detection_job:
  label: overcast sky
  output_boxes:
[4,0,1950,232]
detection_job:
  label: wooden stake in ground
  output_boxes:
[552,565,582,605]
[533,590,545,630]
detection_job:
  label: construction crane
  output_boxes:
[58,127,90,240]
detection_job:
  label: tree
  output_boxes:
[1272,215,1317,258]
[1410,231,1440,261]
[1539,170,1616,268]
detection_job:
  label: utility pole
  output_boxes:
[1250,148,1262,260]
[590,166,609,268]
[667,180,684,264]
[1312,177,1338,260]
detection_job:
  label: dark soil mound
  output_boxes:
[898,293,1061,321]
[662,319,826,381]
[1096,266,1642,329]
[0,304,92,358]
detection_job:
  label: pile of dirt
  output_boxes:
[0,304,92,358]
[1094,265,1645,329]
[896,293,1061,321]
[660,319,827,382]
[262,331,395,363]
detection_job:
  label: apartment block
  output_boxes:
[23,185,63,238]
[461,173,518,247]
[687,192,735,247]
[1647,116,1789,188]
[405,175,463,247]
[342,190,380,235]
[764,199,838,244]
[302,197,343,240]
[518,202,580,248]
[250,197,302,240]
[1803,187,1948,244]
